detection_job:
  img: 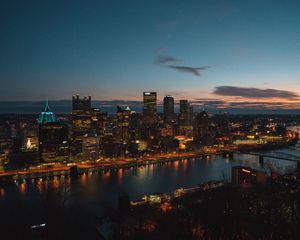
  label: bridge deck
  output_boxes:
[245,152,300,162]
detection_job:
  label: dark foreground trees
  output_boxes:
[116,180,300,240]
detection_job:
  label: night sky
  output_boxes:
[1,0,300,111]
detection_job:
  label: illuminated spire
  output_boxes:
[38,100,56,124]
[44,99,50,112]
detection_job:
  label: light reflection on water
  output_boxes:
[117,169,123,184]
[0,149,298,214]
[0,188,4,198]
[18,182,26,196]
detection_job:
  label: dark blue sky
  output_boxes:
[1,0,300,110]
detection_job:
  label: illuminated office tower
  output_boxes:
[22,126,38,151]
[163,95,174,119]
[90,108,113,157]
[193,110,209,145]
[38,101,69,162]
[142,92,158,131]
[71,95,92,156]
[110,105,138,157]
[178,100,193,137]
[143,92,157,116]
[115,105,132,143]
[91,108,101,135]
[142,92,158,140]
[82,134,100,161]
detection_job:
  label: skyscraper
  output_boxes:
[143,92,157,116]
[179,100,193,125]
[193,111,209,145]
[82,134,100,161]
[142,92,158,132]
[38,100,56,124]
[71,95,92,156]
[38,101,69,162]
[178,100,194,137]
[163,95,174,119]
[179,100,193,115]
[115,105,132,144]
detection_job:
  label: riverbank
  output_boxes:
[1,146,299,239]
[0,138,297,184]
[0,152,200,184]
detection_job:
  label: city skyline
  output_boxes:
[1,0,300,111]
[2,2,300,239]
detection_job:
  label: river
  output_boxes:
[0,147,300,227]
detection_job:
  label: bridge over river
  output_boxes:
[245,151,300,162]
[241,150,300,170]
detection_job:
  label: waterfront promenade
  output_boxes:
[0,137,297,182]
[0,151,200,182]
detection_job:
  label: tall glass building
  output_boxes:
[38,101,69,162]
[163,95,174,119]
[143,92,157,116]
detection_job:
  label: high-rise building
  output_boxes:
[193,111,209,145]
[115,105,132,144]
[179,100,193,124]
[71,95,92,156]
[72,95,91,111]
[178,100,193,137]
[22,126,38,151]
[82,134,100,161]
[38,101,69,162]
[143,92,157,116]
[163,95,174,119]
[180,100,189,114]
[38,100,56,124]
[90,109,111,156]
[142,92,158,131]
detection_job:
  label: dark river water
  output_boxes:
[0,147,299,226]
